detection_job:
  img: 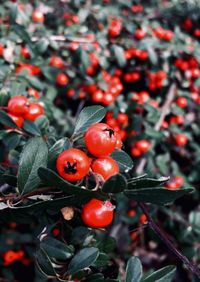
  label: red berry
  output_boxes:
[81,198,114,228]
[91,156,119,180]
[134,29,146,40]
[8,95,29,116]
[135,140,151,154]
[84,123,117,157]
[32,10,44,23]
[56,73,69,86]
[20,47,30,59]
[56,148,90,182]
[50,56,64,68]
[176,97,188,108]
[24,103,44,121]
[175,134,188,146]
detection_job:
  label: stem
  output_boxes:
[135,83,177,174]
[0,187,54,204]
[139,202,200,278]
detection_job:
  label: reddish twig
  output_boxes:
[139,202,200,278]
[135,83,177,174]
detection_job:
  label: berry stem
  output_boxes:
[139,202,200,278]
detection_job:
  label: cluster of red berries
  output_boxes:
[131,91,150,105]
[56,123,122,183]
[6,95,44,128]
[15,63,41,76]
[153,27,174,41]
[63,12,79,26]
[148,71,167,90]
[131,139,151,157]
[67,71,123,105]
[108,18,122,38]
[175,56,200,80]
[86,53,100,76]
[3,250,24,266]
[165,175,184,190]
[124,48,148,61]
[123,71,141,83]
[56,123,123,228]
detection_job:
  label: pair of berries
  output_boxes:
[165,176,184,190]
[7,95,44,128]
[131,140,151,157]
[56,123,121,182]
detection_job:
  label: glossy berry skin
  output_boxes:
[91,157,119,180]
[7,113,24,128]
[176,97,188,108]
[135,140,151,153]
[115,132,123,149]
[81,198,114,228]
[85,123,117,157]
[56,73,69,86]
[24,103,44,121]
[175,134,188,147]
[32,10,44,23]
[50,56,64,68]
[56,148,90,182]
[8,96,29,116]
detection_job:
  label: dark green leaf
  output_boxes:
[112,45,126,67]
[125,256,142,282]
[111,150,133,172]
[0,110,18,129]
[38,167,106,201]
[0,89,10,106]
[18,137,48,195]
[67,247,99,275]
[3,132,21,150]
[35,249,56,278]
[21,118,41,136]
[40,237,74,261]
[142,265,176,282]
[124,187,194,205]
[127,176,170,189]
[92,253,109,267]
[102,174,127,193]
[48,138,71,168]
[73,106,106,136]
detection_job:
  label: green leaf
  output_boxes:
[18,137,48,195]
[124,187,194,205]
[111,150,133,172]
[0,110,18,129]
[48,138,71,168]
[127,176,170,189]
[38,167,106,201]
[142,265,176,282]
[0,89,10,106]
[92,253,109,267]
[112,45,126,67]
[35,249,56,278]
[67,247,99,275]
[23,120,41,136]
[3,131,21,150]
[125,256,142,282]
[79,48,90,71]
[40,237,74,261]
[73,106,106,136]
[102,174,127,193]
[12,23,36,55]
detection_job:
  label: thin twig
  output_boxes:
[139,202,200,278]
[135,83,177,174]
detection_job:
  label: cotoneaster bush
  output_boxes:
[0,0,200,281]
